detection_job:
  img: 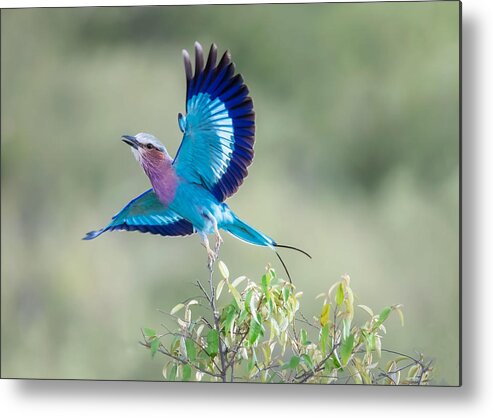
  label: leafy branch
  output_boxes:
[141,261,433,384]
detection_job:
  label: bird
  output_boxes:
[84,42,310,279]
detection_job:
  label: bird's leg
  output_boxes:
[199,231,216,269]
[213,220,223,257]
[201,210,223,259]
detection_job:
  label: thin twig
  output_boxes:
[139,341,220,379]
[296,312,320,331]
[225,330,248,369]
[294,345,338,383]
[206,261,228,382]
[195,280,211,303]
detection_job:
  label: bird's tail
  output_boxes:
[223,214,276,249]
[223,214,311,282]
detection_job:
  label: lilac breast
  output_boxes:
[146,160,179,207]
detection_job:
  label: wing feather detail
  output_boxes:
[83,189,195,240]
[173,42,255,202]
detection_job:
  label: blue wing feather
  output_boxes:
[83,189,195,240]
[173,42,255,202]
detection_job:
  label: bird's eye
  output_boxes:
[146,143,154,150]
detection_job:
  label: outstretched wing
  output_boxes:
[83,189,195,240]
[173,42,255,203]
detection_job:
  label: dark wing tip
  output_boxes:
[223,50,232,66]
[194,41,204,77]
[182,49,193,81]
[83,229,104,240]
[205,43,218,72]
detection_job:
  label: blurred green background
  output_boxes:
[1,2,459,384]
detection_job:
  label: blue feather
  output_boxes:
[222,213,276,248]
[174,43,255,202]
[83,189,195,240]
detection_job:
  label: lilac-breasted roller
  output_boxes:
[84,42,310,276]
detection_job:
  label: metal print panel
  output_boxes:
[0,1,460,386]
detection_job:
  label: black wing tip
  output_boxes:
[217,49,232,69]
[205,43,218,71]
[185,42,235,76]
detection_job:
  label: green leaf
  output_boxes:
[335,283,345,306]
[143,327,156,337]
[245,289,254,313]
[185,338,196,361]
[250,295,261,325]
[206,329,219,357]
[375,335,382,357]
[324,358,334,374]
[230,297,240,312]
[238,308,249,325]
[247,357,255,372]
[218,260,229,279]
[195,324,205,338]
[269,317,280,339]
[168,363,177,381]
[248,314,263,346]
[320,303,330,326]
[228,283,243,309]
[395,307,405,327]
[301,354,315,371]
[330,355,341,369]
[282,287,290,303]
[232,275,247,288]
[366,332,376,352]
[150,338,160,357]
[261,272,271,294]
[216,279,226,300]
[182,364,192,381]
[289,355,301,369]
[320,323,329,355]
[345,286,354,316]
[224,304,237,335]
[374,307,392,328]
[170,303,185,315]
[342,317,352,340]
[340,334,354,366]
[300,329,308,346]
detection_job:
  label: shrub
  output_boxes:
[141,261,433,384]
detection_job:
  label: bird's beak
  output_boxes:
[121,135,139,149]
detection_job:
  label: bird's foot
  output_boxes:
[199,231,217,270]
[213,224,223,258]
